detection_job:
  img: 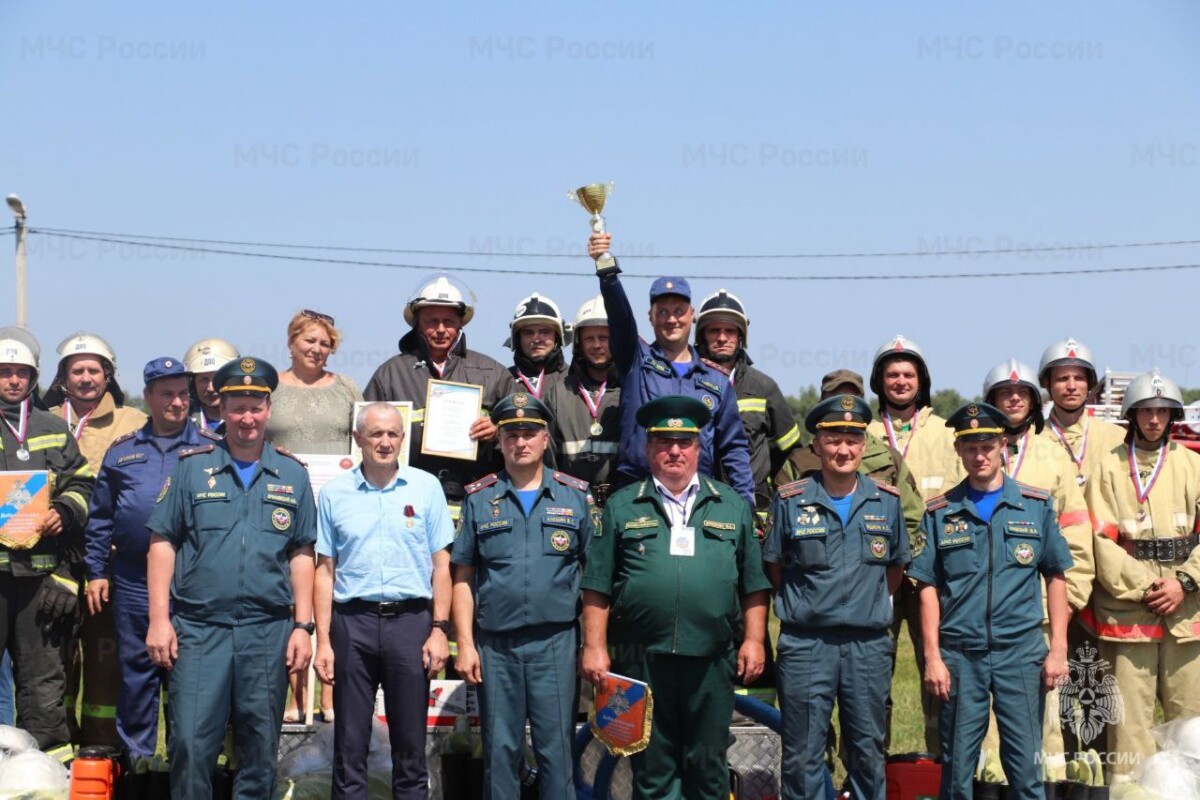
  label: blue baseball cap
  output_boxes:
[649,277,691,303]
[143,356,189,386]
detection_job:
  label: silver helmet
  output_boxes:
[1038,337,1098,389]
[404,274,476,327]
[869,334,931,409]
[1120,368,1183,420]
[694,289,750,346]
[51,331,125,405]
[572,294,608,331]
[184,338,240,375]
[507,293,570,349]
[0,333,40,394]
[983,359,1044,433]
[56,332,117,372]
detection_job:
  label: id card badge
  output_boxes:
[669,526,696,557]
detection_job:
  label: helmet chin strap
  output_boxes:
[1003,415,1031,438]
[886,396,919,412]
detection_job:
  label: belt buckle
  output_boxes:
[1156,538,1177,562]
[378,602,401,617]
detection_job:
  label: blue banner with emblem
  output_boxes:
[589,672,652,756]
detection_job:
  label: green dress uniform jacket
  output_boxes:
[582,476,772,657]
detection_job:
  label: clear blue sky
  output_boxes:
[3,2,1198,397]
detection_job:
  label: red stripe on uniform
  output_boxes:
[1077,607,1163,640]
[1092,519,1119,541]
[1058,510,1090,528]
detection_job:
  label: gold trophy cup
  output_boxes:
[569,182,617,271]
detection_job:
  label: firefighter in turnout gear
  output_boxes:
[505,293,571,400]
[694,289,800,515]
[544,294,621,505]
[1038,337,1127,760]
[364,273,509,520]
[0,331,95,761]
[44,331,145,748]
[1082,369,1200,779]
[866,334,962,755]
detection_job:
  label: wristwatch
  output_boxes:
[431,620,450,633]
[1177,571,1198,595]
[294,621,316,634]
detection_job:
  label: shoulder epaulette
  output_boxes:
[466,473,499,494]
[110,430,138,447]
[1018,482,1050,501]
[274,446,307,466]
[179,444,216,459]
[777,479,809,499]
[197,428,222,441]
[925,494,949,511]
[553,471,589,493]
[875,481,900,497]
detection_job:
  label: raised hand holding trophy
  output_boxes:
[569,182,618,273]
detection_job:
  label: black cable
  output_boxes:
[30,225,1200,260]
[29,229,1200,282]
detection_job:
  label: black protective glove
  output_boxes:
[38,573,81,633]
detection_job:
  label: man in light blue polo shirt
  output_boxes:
[313,402,455,800]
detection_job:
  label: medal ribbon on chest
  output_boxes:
[1127,440,1167,507]
[516,369,545,399]
[881,410,916,459]
[577,380,607,437]
[1002,429,1030,480]
[2,399,31,461]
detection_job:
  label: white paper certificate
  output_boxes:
[296,454,357,499]
[421,380,483,461]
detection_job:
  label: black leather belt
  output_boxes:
[337,598,428,617]
[1122,533,1199,562]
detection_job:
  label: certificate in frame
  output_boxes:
[420,380,483,462]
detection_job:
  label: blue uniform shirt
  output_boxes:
[147,441,317,625]
[763,474,910,631]
[84,420,215,583]
[908,476,1073,649]
[316,464,454,603]
[451,470,595,633]
[599,272,755,505]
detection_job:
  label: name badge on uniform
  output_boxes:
[669,526,695,557]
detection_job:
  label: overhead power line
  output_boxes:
[28,228,1200,282]
[30,225,1200,260]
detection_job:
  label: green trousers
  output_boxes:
[613,649,735,800]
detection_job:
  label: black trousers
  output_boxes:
[0,573,73,750]
[331,603,431,800]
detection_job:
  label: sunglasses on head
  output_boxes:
[301,309,335,326]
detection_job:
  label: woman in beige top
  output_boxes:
[273,310,361,723]
[270,310,361,456]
